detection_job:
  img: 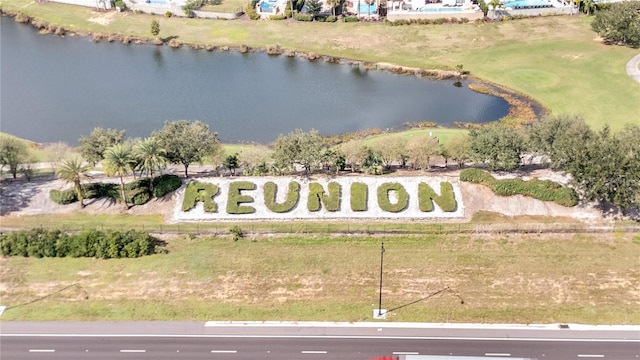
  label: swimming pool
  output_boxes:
[145,0,167,5]
[359,3,377,14]
[502,0,552,8]
[419,6,464,12]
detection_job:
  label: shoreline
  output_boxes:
[1,9,546,127]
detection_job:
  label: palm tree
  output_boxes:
[133,138,166,192]
[488,0,501,18]
[103,144,135,209]
[327,0,340,16]
[56,158,91,208]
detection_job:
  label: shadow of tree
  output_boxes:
[0,174,55,216]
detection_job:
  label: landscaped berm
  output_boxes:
[1,167,638,324]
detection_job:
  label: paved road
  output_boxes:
[627,53,640,83]
[1,322,639,360]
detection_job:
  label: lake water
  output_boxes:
[0,18,510,145]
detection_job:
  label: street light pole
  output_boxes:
[378,242,385,316]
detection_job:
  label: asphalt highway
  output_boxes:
[1,322,638,360]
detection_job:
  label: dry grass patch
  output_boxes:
[1,233,638,323]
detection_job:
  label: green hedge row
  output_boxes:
[226,181,257,214]
[308,182,341,212]
[377,182,409,213]
[264,181,300,213]
[182,181,220,212]
[419,182,457,212]
[0,228,163,258]
[50,175,182,206]
[350,182,368,211]
[460,168,578,207]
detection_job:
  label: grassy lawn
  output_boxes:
[200,0,246,14]
[1,2,638,131]
[1,233,639,323]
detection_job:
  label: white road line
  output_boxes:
[211,350,238,353]
[120,349,146,353]
[485,353,511,357]
[301,350,328,354]
[3,334,638,343]
[578,355,604,358]
[393,351,419,355]
[28,349,55,353]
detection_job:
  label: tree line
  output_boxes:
[1,115,638,213]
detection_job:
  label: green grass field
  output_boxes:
[1,1,638,132]
[1,233,639,323]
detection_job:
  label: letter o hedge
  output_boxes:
[377,182,409,213]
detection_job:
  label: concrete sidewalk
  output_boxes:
[626,53,640,83]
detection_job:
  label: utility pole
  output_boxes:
[377,242,386,318]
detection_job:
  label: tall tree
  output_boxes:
[340,140,368,172]
[42,142,74,172]
[224,154,239,176]
[444,133,472,169]
[591,1,640,48]
[406,135,440,171]
[470,123,525,171]
[369,137,407,170]
[272,129,327,175]
[526,114,593,170]
[563,125,640,213]
[326,0,340,16]
[150,19,160,38]
[56,158,91,208]
[133,137,167,192]
[0,137,30,179]
[306,0,322,16]
[103,144,135,209]
[152,120,220,177]
[79,127,125,166]
[239,146,272,175]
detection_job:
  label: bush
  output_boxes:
[226,181,257,214]
[50,189,77,205]
[230,226,244,241]
[182,181,220,212]
[377,182,409,213]
[0,229,162,258]
[246,1,260,20]
[165,11,173,17]
[294,13,314,21]
[264,181,300,213]
[82,182,120,199]
[307,182,341,212]
[350,182,368,211]
[114,0,126,9]
[152,174,182,198]
[325,15,337,22]
[591,1,640,48]
[460,168,578,207]
[270,14,287,20]
[343,15,359,22]
[418,182,457,212]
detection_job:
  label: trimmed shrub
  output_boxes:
[82,182,120,200]
[418,182,457,212]
[307,182,341,212]
[182,181,220,212]
[264,181,300,213]
[294,13,314,21]
[165,11,173,17]
[226,181,257,214]
[152,174,182,198]
[325,15,337,22]
[343,16,359,22]
[50,189,77,205]
[0,229,162,258]
[377,182,409,213]
[350,182,368,211]
[270,14,286,20]
[460,168,578,207]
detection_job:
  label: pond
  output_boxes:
[0,18,510,144]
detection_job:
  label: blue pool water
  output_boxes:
[359,3,377,14]
[502,0,552,8]
[145,0,167,5]
[419,6,464,12]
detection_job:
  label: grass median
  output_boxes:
[1,233,639,323]
[2,1,639,130]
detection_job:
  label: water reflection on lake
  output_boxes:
[0,19,510,144]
